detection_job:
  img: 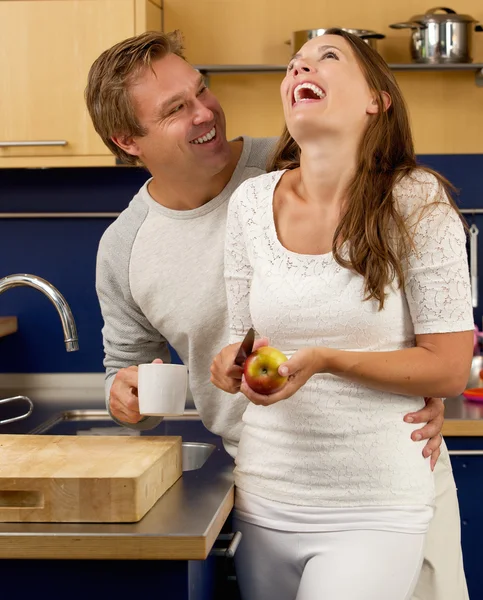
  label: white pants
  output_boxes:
[233,440,468,600]
[413,441,469,600]
[234,516,426,600]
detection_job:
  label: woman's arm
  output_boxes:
[210,183,256,393]
[243,332,472,405]
[317,330,473,397]
[224,183,254,343]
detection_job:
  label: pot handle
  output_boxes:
[389,22,420,29]
[425,7,457,14]
[475,24,483,32]
[359,33,386,40]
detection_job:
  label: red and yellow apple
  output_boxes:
[244,346,288,395]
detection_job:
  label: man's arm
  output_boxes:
[96,208,171,430]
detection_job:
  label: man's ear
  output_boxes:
[367,91,392,115]
[111,134,141,158]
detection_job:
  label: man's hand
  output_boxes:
[210,337,268,393]
[109,358,163,424]
[404,396,445,471]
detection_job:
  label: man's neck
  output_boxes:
[147,140,243,210]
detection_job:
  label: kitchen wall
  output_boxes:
[0,167,148,373]
[166,0,483,154]
[1,0,483,376]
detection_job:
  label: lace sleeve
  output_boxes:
[400,171,474,335]
[224,184,254,344]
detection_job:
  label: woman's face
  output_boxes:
[281,34,379,145]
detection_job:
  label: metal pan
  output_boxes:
[287,28,385,54]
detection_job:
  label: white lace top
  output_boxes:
[225,168,473,507]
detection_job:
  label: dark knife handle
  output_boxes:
[233,327,255,366]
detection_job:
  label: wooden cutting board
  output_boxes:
[0,434,182,523]
[0,316,17,338]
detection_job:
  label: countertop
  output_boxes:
[0,392,482,561]
[0,408,235,561]
[443,396,483,436]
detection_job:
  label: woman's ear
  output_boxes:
[367,91,392,115]
[381,91,392,111]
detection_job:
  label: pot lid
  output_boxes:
[410,7,477,24]
[293,28,385,38]
[342,28,385,38]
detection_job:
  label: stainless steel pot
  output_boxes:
[467,355,483,389]
[390,7,483,64]
[288,29,385,54]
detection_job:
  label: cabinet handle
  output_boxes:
[0,140,68,147]
[210,531,243,558]
[448,450,483,456]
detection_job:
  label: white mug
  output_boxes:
[137,363,188,416]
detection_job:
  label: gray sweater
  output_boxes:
[96,136,276,457]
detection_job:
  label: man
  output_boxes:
[85,30,468,600]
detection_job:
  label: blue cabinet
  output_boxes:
[446,436,483,600]
[0,515,240,600]
[0,555,242,600]
[0,558,217,600]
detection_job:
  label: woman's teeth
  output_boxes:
[191,126,216,144]
[293,83,326,104]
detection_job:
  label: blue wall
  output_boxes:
[0,166,149,373]
[1,156,482,373]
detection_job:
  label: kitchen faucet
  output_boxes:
[0,274,79,425]
[0,273,79,352]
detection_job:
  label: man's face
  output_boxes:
[117,54,231,177]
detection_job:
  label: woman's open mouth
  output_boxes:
[292,83,326,106]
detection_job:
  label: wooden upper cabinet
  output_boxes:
[0,0,162,168]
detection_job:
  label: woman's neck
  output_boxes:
[297,136,359,209]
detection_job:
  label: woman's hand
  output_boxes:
[211,336,269,393]
[241,347,324,405]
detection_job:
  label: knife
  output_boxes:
[234,327,255,367]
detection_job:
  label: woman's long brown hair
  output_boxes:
[268,28,464,309]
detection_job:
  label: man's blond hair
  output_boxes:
[85,30,185,165]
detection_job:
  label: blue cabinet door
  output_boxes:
[0,558,216,600]
[446,437,483,600]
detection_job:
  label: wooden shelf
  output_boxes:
[0,317,18,338]
[195,63,483,86]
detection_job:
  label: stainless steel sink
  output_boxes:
[182,442,215,471]
[28,409,216,472]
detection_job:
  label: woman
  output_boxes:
[210,29,473,600]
